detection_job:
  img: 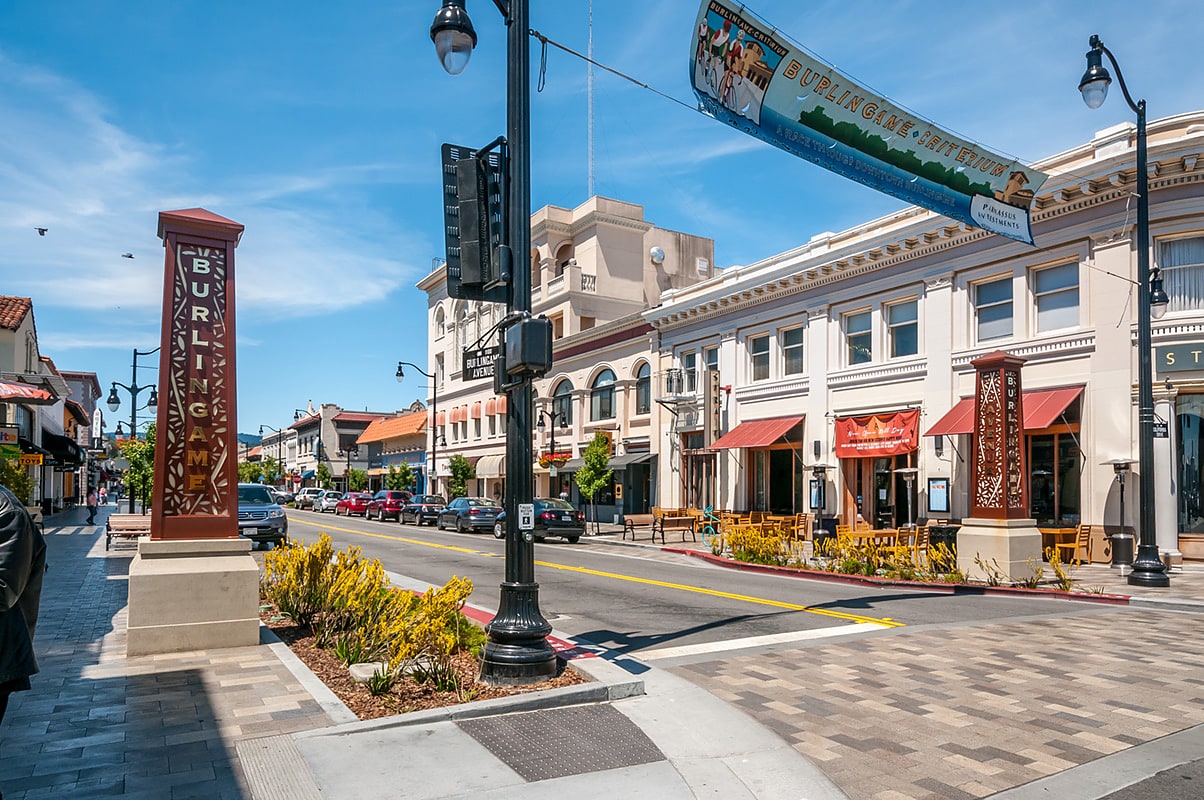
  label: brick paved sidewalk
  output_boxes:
[0,510,334,800]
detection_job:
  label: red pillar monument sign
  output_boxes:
[957,350,1041,581]
[127,209,259,656]
[151,209,243,539]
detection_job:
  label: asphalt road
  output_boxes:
[284,510,1117,663]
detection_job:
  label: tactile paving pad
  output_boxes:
[457,704,665,782]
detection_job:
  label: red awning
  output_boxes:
[925,386,1084,436]
[709,415,804,450]
[436,411,447,426]
[1023,386,1084,430]
[925,398,976,437]
[484,398,497,416]
[470,401,482,419]
[0,380,54,404]
[497,395,508,414]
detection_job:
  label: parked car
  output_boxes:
[493,498,585,543]
[400,494,446,526]
[436,496,502,533]
[365,490,411,521]
[295,487,323,509]
[313,490,343,513]
[237,483,288,548]
[272,488,296,505]
[335,492,373,516]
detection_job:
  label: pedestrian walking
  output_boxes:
[98,487,107,506]
[0,484,47,728]
[85,487,98,525]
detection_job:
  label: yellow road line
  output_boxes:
[290,518,902,628]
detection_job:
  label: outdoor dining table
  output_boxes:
[1039,527,1078,559]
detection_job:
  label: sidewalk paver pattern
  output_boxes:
[672,608,1204,800]
[0,514,332,800]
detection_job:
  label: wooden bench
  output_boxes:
[657,515,697,544]
[106,514,151,551]
[622,513,656,542]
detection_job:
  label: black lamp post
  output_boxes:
[1079,34,1170,587]
[260,424,284,487]
[431,0,555,684]
[537,409,566,494]
[106,346,160,513]
[338,445,359,492]
[397,361,445,495]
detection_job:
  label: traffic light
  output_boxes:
[440,142,509,303]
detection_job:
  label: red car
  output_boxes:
[365,490,411,522]
[335,492,373,516]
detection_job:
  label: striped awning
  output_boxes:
[485,397,497,415]
[0,379,55,404]
[471,401,482,419]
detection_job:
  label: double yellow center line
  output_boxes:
[291,518,903,628]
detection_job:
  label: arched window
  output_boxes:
[553,380,574,426]
[434,306,445,340]
[554,243,574,277]
[590,369,616,421]
[634,362,651,415]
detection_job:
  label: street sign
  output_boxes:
[463,346,499,381]
[1153,421,1169,438]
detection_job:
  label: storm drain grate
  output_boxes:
[457,703,665,782]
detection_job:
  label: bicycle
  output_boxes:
[700,505,723,552]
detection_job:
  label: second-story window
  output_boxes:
[553,380,574,427]
[887,300,918,358]
[782,327,804,375]
[591,369,616,421]
[682,352,697,393]
[1161,236,1204,312]
[749,334,770,381]
[975,276,1013,342]
[703,346,718,374]
[635,363,651,414]
[1033,262,1079,332]
[846,310,872,365]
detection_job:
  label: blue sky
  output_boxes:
[2,0,1201,437]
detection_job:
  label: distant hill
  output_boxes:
[237,433,262,446]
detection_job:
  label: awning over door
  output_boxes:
[925,385,1084,436]
[476,453,506,478]
[42,431,84,467]
[609,453,655,469]
[709,415,804,450]
[0,379,55,404]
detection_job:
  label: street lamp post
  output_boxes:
[259,425,284,487]
[431,0,556,684]
[537,409,565,495]
[397,361,443,495]
[106,346,160,513]
[1079,34,1170,587]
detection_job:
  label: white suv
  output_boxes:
[295,487,323,509]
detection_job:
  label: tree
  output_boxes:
[347,467,368,492]
[261,456,281,486]
[447,454,474,498]
[0,459,35,505]
[118,424,156,514]
[238,461,263,484]
[385,464,414,492]
[316,461,332,489]
[574,432,613,535]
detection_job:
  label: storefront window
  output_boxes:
[975,276,1013,342]
[1160,236,1204,313]
[1028,433,1081,525]
[1177,394,1204,533]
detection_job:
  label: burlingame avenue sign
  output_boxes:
[463,346,499,381]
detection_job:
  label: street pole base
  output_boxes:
[480,581,556,686]
[1127,544,1170,587]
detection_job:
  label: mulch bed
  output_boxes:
[260,610,588,720]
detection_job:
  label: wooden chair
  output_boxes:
[888,526,929,565]
[1055,524,1093,566]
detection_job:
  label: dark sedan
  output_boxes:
[335,492,373,516]
[365,490,411,521]
[493,498,585,543]
[436,496,501,533]
[400,494,446,526]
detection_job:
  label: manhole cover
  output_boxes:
[458,704,664,782]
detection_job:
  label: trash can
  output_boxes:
[928,525,959,555]
[1108,529,1134,569]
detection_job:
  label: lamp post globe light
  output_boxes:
[106,346,161,513]
[1079,35,1169,587]
[397,361,445,496]
[536,409,566,492]
[430,0,556,684]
